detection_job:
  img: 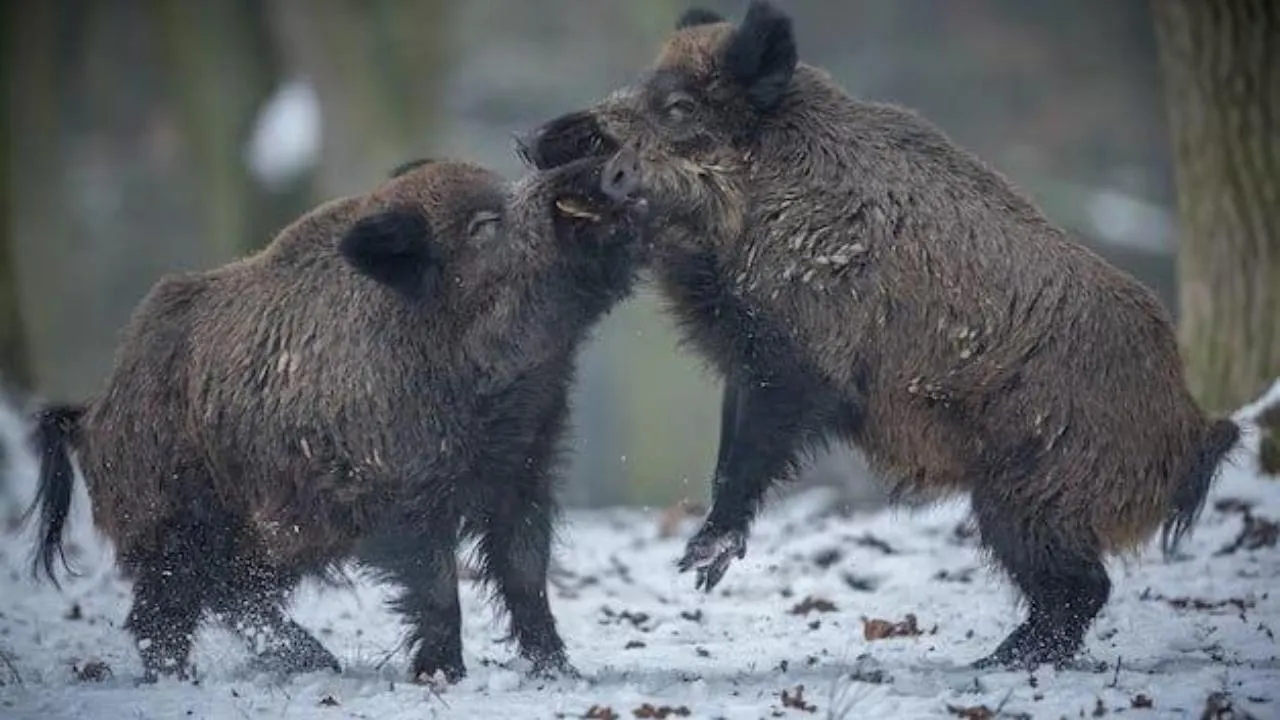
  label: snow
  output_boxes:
[1,384,1278,719]
[245,79,322,189]
[1084,188,1174,255]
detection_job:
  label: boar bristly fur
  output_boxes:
[521,2,1242,670]
[25,153,648,683]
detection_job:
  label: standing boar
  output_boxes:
[25,152,649,682]
[520,2,1241,669]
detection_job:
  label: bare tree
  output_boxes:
[0,0,26,391]
[6,0,68,396]
[1151,0,1280,472]
[0,125,30,391]
[1152,0,1280,406]
[265,0,455,197]
[148,0,309,256]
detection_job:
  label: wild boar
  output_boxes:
[25,151,649,682]
[519,2,1240,669]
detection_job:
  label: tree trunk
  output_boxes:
[1151,0,1280,420]
[6,0,70,397]
[265,0,455,198]
[147,0,303,257]
[0,31,31,391]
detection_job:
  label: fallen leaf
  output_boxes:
[853,533,895,554]
[780,685,818,713]
[72,659,112,683]
[862,613,925,641]
[841,572,877,591]
[584,705,619,720]
[812,548,842,569]
[1131,694,1153,709]
[632,703,691,718]
[789,596,837,616]
[318,695,340,707]
[945,704,994,720]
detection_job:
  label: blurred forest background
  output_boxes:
[1,0,1276,511]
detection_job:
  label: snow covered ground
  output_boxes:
[1,384,1278,720]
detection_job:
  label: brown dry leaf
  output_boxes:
[862,613,925,641]
[72,659,113,683]
[946,705,996,720]
[318,695,340,707]
[780,685,818,713]
[584,705,620,720]
[1131,693,1154,709]
[789,596,837,616]
[632,703,691,718]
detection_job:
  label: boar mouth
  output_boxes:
[551,191,648,227]
[554,197,602,222]
[547,149,649,230]
[517,112,621,171]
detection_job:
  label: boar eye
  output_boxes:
[467,210,502,243]
[662,92,698,123]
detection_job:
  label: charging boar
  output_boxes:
[519,2,1241,670]
[25,152,649,683]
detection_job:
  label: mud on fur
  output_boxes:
[522,1,1241,670]
[23,151,649,683]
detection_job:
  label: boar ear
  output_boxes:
[723,0,797,113]
[676,8,724,29]
[339,208,439,298]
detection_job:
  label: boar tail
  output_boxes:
[22,404,85,587]
[1160,417,1242,558]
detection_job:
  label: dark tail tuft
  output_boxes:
[1161,418,1241,557]
[21,404,85,587]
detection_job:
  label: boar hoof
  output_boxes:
[677,525,748,592]
[412,657,466,685]
[135,663,191,686]
[971,621,1080,671]
[252,648,342,676]
[528,653,579,681]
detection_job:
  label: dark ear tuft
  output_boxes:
[388,158,437,179]
[677,7,725,29]
[338,208,438,298]
[723,0,797,113]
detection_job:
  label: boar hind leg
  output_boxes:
[971,491,1110,670]
[679,373,831,592]
[122,525,208,682]
[360,534,465,683]
[213,574,340,677]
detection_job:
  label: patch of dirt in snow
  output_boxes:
[1,388,1278,719]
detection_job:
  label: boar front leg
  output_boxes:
[477,411,574,678]
[359,530,466,682]
[678,373,830,592]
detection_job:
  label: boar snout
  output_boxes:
[519,111,617,171]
